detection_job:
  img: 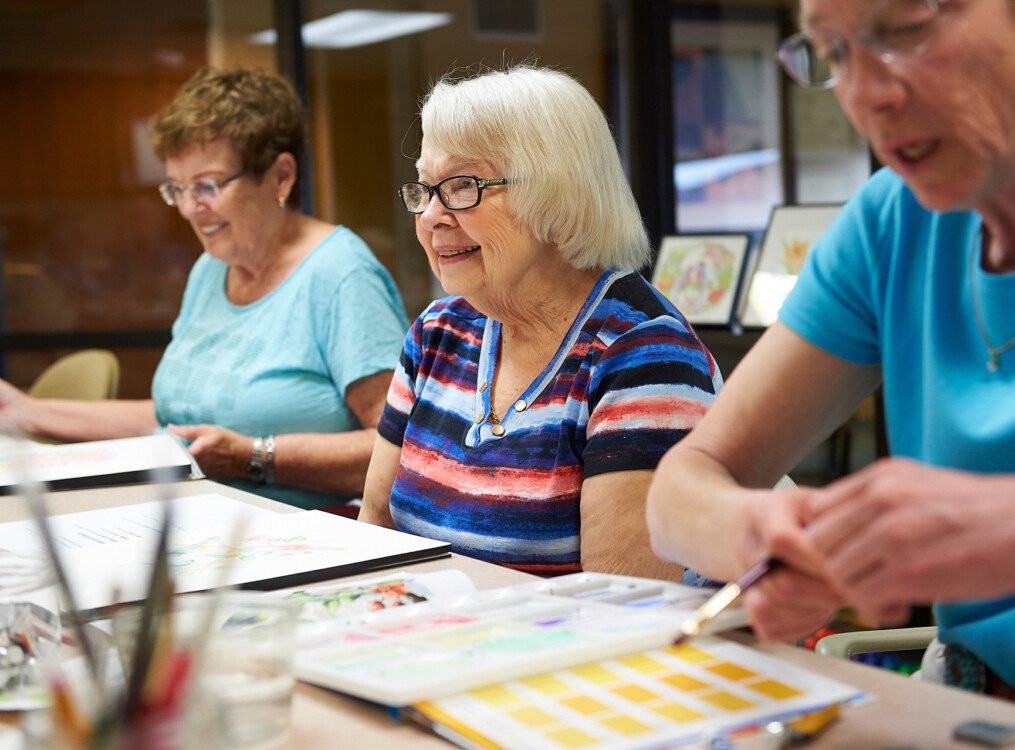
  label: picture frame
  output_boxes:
[738,204,843,328]
[651,233,751,327]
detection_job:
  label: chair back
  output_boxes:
[28,349,120,400]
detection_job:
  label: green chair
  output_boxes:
[28,349,120,401]
[815,626,937,659]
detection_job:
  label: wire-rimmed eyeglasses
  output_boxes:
[158,170,245,207]
[777,0,945,89]
[397,175,514,214]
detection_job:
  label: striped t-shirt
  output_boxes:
[377,270,722,575]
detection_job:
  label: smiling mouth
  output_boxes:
[897,141,937,162]
[438,245,480,257]
[199,223,224,235]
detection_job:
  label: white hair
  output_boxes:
[418,66,650,271]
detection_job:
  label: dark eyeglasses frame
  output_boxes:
[158,169,246,207]
[397,175,514,214]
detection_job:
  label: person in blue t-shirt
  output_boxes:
[0,69,408,511]
[647,0,1015,700]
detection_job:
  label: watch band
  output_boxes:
[248,435,277,484]
[263,434,276,485]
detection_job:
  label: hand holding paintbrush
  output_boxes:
[673,558,782,645]
[673,516,844,646]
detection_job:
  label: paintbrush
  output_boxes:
[124,498,173,715]
[7,433,104,695]
[673,558,781,646]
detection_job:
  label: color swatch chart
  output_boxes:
[415,637,864,750]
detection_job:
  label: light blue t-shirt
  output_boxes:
[152,226,409,509]
[781,167,1015,688]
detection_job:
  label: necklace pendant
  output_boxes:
[987,356,999,373]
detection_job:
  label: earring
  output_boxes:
[278,195,286,208]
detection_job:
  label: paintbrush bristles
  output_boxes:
[671,558,775,646]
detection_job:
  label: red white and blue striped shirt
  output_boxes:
[377,270,721,575]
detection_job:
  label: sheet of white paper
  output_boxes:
[51,509,449,614]
[0,434,197,487]
[0,493,279,555]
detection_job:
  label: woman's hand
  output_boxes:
[806,458,1015,626]
[736,489,844,641]
[168,423,251,479]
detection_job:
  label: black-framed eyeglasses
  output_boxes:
[777,0,945,89]
[397,175,514,214]
[158,169,245,207]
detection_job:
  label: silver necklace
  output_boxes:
[968,235,1015,372]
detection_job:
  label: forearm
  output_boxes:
[22,398,158,442]
[270,429,377,497]
[580,470,685,582]
[646,445,759,582]
[582,542,686,582]
[357,435,400,527]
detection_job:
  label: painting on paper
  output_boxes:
[739,204,843,328]
[651,234,750,326]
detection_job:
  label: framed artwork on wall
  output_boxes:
[651,233,751,327]
[738,204,843,328]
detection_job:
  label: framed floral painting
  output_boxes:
[651,234,751,327]
[739,204,843,328]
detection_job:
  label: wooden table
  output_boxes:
[4,479,1015,749]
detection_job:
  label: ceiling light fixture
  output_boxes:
[249,10,452,49]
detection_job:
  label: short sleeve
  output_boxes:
[582,316,719,477]
[779,171,897,365]
[376,317,424,446]
[325,266,409,396]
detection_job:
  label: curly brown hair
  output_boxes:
[149,68,305,208]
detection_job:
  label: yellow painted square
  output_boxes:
[509,706,558,727]
[600,715,653,736]
[545,727,599,748]
[616,653,668,674]
[659,672,709,692]
[570,663,620,684]
[471,685,521,707]
[610,684,659,704]
[520,674,572,695]
[748,679,804,700]
[652,702,707,723]
[560,695,610,715]
[666,644,715,664]
[706,662,758,682]
[701,691,757,712]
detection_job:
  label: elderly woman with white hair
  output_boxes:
[358,66,722,578]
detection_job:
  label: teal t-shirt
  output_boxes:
[780,167,1015,688]
[152,226,409,509]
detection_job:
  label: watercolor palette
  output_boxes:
[294,587,678,706]
[510,572,748,633]
[414,637,864,750]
